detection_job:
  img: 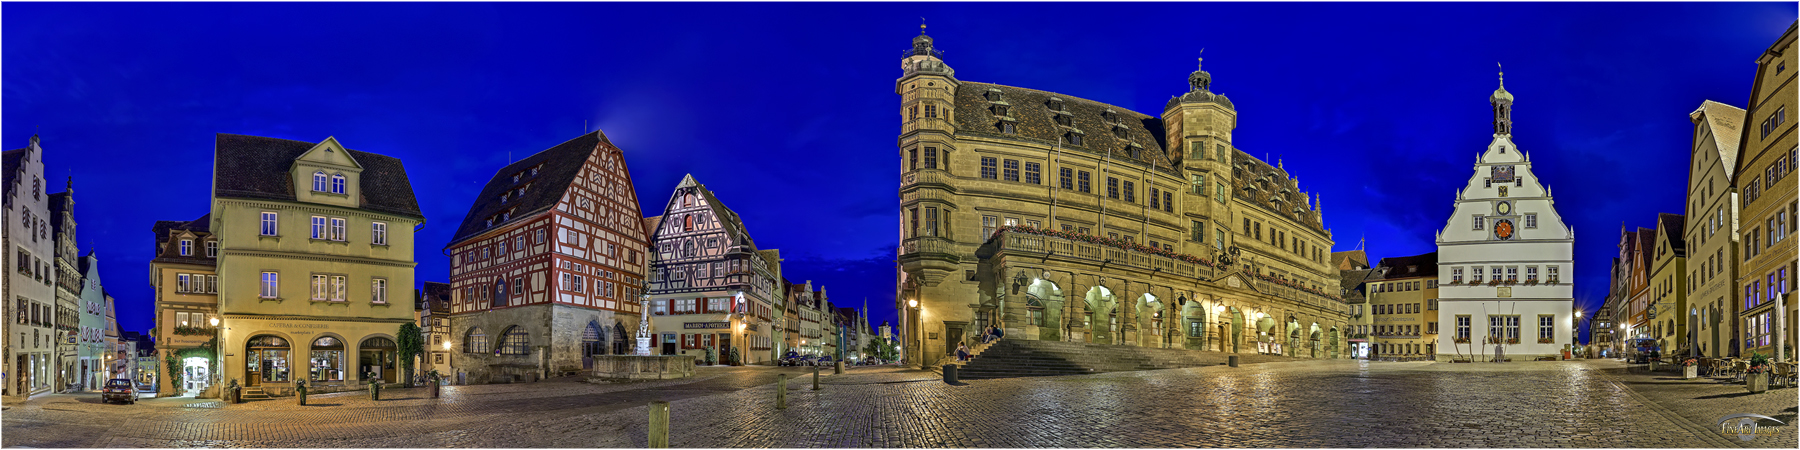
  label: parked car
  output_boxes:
[102,379,138,404]
[816,356,835,365]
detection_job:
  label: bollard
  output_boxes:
[812,366,821,390]
[943,364,959,384]
[648,401,670,448]
[1228,355,1239,368]
[835,360,845,375]
[776,374,788,410]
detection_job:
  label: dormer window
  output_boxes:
[1064,132,1083,147]
[312,171,328,192]
[530,166,540,176]
[1047,98,1065,111]
[1114,128,1129,139]
[179,239,193,256]
[331,174,346,194]
[999,121,1016,134]
[991,105,1009,116]
[500,192,509,203]
[512,173,522,183]
[1054,114,1073,126]
[985,90,1003,102]
[205,240,217,257]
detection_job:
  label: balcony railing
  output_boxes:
[900,169,954,190]
[989,228,1212,281]
[901,236,960,260]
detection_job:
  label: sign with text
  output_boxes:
[683,322,729,330]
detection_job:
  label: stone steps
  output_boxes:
[954,339,1308,379]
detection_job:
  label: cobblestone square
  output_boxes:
[3,361,1794,448]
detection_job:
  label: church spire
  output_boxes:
[1490,63,1514,135]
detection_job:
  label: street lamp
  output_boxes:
[907,298,921,369]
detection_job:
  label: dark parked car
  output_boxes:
[102,379,137,404]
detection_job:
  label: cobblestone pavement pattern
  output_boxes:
[3,361,1793,448]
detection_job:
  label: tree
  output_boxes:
[397,322,425,385]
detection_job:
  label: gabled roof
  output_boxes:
[1691,100,1745,178]
[1657,213,1686,256]
[659,174,758,251]
[213,134,422,218]
[1374,251,1439,279]
[951,82,1172,171]
[1331,250,1369,271]
[2,148,24,178]
[1338,268,1375,303]
[150,213,216,266]
[448,131,617,245]
[422,281,453,313]
[642,216,663,237]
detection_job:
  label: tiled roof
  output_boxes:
[448,131,616,246]
[150,213,215,266]
[1338,268,1374,303]
[423,281,452,313]
[1331,250,1369,271]
[47,191,71,231]
[951,82,1172,171]
[642,216,662,238]
[1657,213,1686,254]
[3,148,25,183]
[213,134,422,218]
[1374,251,1439,279]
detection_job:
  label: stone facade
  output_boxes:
[1367,252,1439,359]
[150,214,220,395]
[1685,101,1745,359]
[4,136,59,397]
[1733,22,1796,362]
[449,303,627,383]
[204,134,424,396]
[893,31,1349,368]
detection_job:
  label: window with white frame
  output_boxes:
[179,239,193,256]
[1538,315,1554,340]
[372,278,388,304]
[331,174,346,194]
[311,216,327,239]
[261,212,278,236]
[311,275,328,301]
[205,240,217,257]
[1472,266,1484,283]
[1525,213,1538,228]
[331,275,346,301]
[207,275,217,293]
[312,171,328,192]
[178,274,192,293]
[1526,266,1538,282]
[1473,215,1484,230]
[1452,267,1464,284]
[261,272,279,298]
[372,222,388,245]
[329,218,346,241]
[1492,267,1504,283]
[1548,265,1560,282]
[983,215,997,239]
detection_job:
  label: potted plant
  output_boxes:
[1744,353,1770,393]
[427,370,441,399]
[1680,358,1699,379]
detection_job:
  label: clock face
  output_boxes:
[1497,201,1512,215]
[1495,219,1515,240]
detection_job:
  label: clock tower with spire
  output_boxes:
[1435,68,1576,362]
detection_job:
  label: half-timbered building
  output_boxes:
[644,175,779,365]
[446,131,649,383]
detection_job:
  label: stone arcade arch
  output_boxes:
[1025,279,1063,341]
[1137,293,1164,348]
[1084,286,1115,344]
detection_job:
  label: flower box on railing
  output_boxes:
[1454,337,1470,344]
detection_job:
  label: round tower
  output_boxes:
[1162,54,1239,241]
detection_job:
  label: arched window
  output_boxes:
[582,321,606,357]
[464,328,489,354]
[311,336,345,382]
[331,174,346,194]
[684,215,694,232]
[494,280,508,308]
[498,326,531,355]
[312,171,328,192]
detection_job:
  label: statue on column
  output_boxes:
[635,297,654,356]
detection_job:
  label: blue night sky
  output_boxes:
[4,3,1794,342]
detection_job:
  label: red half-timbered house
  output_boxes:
[445,131,649,383]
